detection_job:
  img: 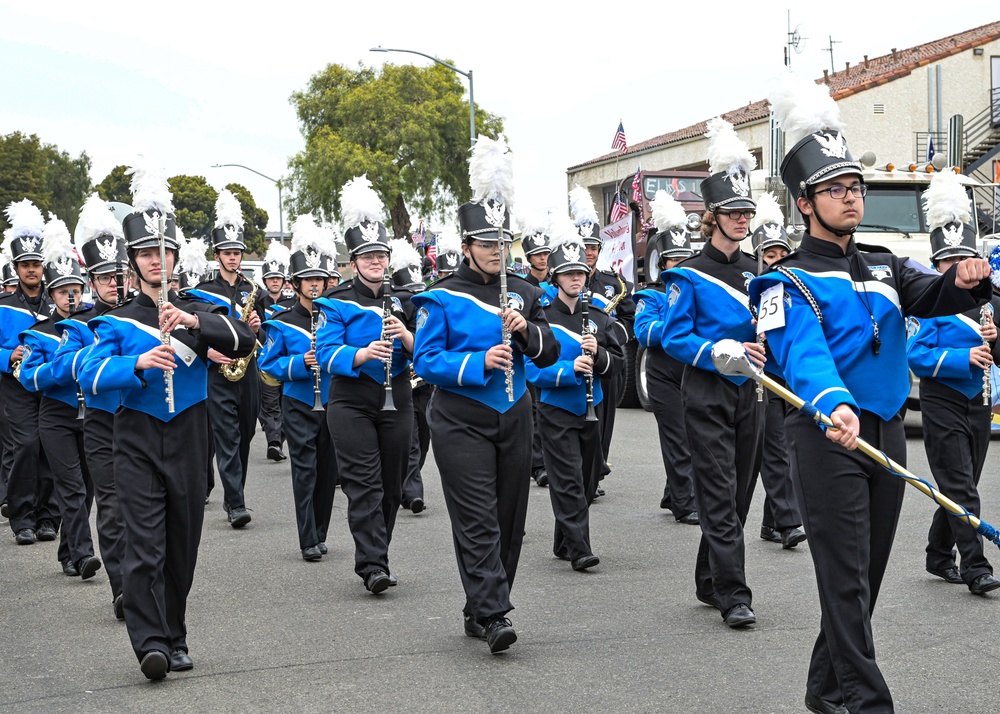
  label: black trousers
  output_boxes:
[84,408,125,600]
[402,383,431,504]
[528,383,545,474]
[538,403,600,561]
[258,381,283,446]
[115,404,210,660]
[207,365,260,510]
[597,368,623,477]
[682,368,761,615]
[920,379,993,583]
[327,374,410,579]
[0,391,11,507]
[760,385,802,530]
[283,396,337,550]
[38,398,94,566]
[647,351,697,517]
[431,389,532,623]
[2,375,58,533]
[788,409,903,714]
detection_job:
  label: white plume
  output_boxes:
[389,239,421,272]
[317,221,339,258]
[340,175,384,229]
[41,215,74,266]
[214,189,245,230]
[547,213,585,253]
[923,170,972,230]
[263,242,291,267]
[751,192,786,231]
[650,190,687,232]
[126,157,174,213]
[4,199,46,239]
[77,193,124,248]
[178,235,209,277]
[436,228,462,257]
[518,212,549,240]
[321,219,344,245]
[469,134,515,208]
[768,72,844,146]
[1,235,12,264]
[291,214,323,254]
[705,117,757,176]
[569,185,599,226]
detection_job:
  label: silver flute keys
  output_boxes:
[158,213,175,414]
[310,285,324,412]
[498,235,514,402]
[982,304,992,407]
[380,267,396,411]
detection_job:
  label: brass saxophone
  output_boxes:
[221,274,259,382]
[601,273,628,316]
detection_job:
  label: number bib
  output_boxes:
[756,284,785,335]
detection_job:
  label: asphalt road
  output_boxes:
[1,407,998,713]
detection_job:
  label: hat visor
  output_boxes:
[46,275,87,290]
[551,261,590,275]
[930,246,979,261]
[293,269,330,279]
[755,238,792,254]
[351,243,391,256]
[13,252,44,262]
[712,198,757,211]
[213,241,246,251]
[128,238,179,251]
[661,248,694,259]
[807,164,863,187]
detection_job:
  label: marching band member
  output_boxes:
[61,193,130,616]
[749,194,805,549]
[19,216,101,580]
[259,218,336,562]
[661,118,762,628]
[526,221,623,570]
[314,177,415,594]
[435,229,462,279]
[188,190,263,528]
[519,217,552,487]
[389,238,430,515]
[320,221,344,291]
[78,161,256,680]
[753,74,993,713]
[411,135,559,653]
[258,241,291,462]
[632,190,699,524]
[1,199,59,547]
[0,245,10,518]
[906,170,1000,596]
[571,186,633,494]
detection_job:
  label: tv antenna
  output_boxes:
[784,12,806,67]
[822,35,842,73]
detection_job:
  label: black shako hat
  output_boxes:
[702,169,755,212]
[458,200,513,242]
[780,130,863,200]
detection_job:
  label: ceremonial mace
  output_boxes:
[710,339,1000,549]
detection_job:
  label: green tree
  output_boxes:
[95,165,133,205]
[288,61,504,238]
[0,131,92,234]
[226,182,269,256]
[168,175,218,240]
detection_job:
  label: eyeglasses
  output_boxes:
[93,274,118,285]
[813,184,868,200]
[356,252,389,264]
[718,210,756,220]
[471,241,501,252]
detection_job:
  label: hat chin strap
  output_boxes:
[713,216,745,244]
[809,199,857,238]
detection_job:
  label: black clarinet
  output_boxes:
[310,286,324,412]
[68,289,86,420]
[380,267,396,411]
[581,291,598,422]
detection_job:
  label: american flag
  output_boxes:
[611,122,627,153]
[411,221,426,247]
[609,192,629,223]
[631,165,643,205]
[424,228,437,266]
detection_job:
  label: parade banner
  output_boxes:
[597,213,633,278]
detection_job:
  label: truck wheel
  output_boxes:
[636,346,652,412]
[618,340,641,409]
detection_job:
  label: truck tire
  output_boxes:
[618,339,641,409]
[636,346,652,412]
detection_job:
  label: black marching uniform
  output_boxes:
[412,261,559,628]
[258,289,287,455]
[315,278,415,588]
[80,289,256,668]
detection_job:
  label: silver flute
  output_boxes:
[310,285,324,412]
[982,304,992,407]
[498,233,514,402]
[158,213,175,414]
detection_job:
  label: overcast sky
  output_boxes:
[2,1,997,233]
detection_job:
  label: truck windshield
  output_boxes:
[858,186,926,234]
[643,176,704,202]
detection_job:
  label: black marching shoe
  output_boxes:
[760,525,782,543]
[302,545,322,562]
[365,570,391,594]
[61,558,79,576]
[571,554,600,572]
[267,443,287,462]
[464,613,486,640]
[140,650,169,681]
[113,594,125,621]
[0,501,8,518]
[317,542,328,555]
[36,520,57,541]
[78,555,102,580]
[532,469,549,487]
[409,497,425,514]
[15,528,36,545]
[676,511,700,526]
[723,603,756,628]
[969,573,1000,595]
[484,617,517,654]
[927,565,963,584]
[781,526,807,550]
[804,690,848,714]
[226,505,252,529]
[169,648,193,672]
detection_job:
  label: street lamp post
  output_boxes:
[370,46,475,147]
[210,164,285,243]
